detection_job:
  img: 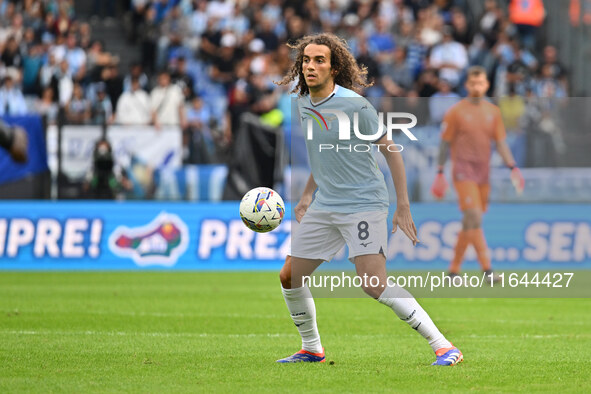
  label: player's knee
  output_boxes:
[463,209,482,229]
[360,280,383,299]
[279,257,292,288]
[279,268,291,288]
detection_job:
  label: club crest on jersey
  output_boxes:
[108,212,189,267]
[302,106,328,131]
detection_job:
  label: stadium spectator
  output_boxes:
[90,82,114,125]
[320,0,343,31]
[246,37,266,69]
[522,91,564,167]
[285,12,306,44]
[21,41,44,95]
[198,17,222,62]
[170,56,193,95]
[185,95,214,164]
[368,17,396,63]
[394,20,416,49]
[416,68,439,97]
[100,63,124,109]
[429,26,468,88]
[1,36,23,68]
[405,23,429,78]
[256,17,280,53]
[476,0,503,49]
[116,76,151,125]
[64,32,86,82]
[39,11,56,43]
[502,40,538,96]
[20,26,37,53]
[150,69,186,128]
[79,22,92,50]
[498,83,526,131]
[156,5,190,71]
[429,78,460,124]
[32,86,59,124]
[262,0,283,23]
[393,0,415,26]
[450,6,473,46]
[139,6,159,73]
[508,0,545,51]
[39,52,58,92]
[211,33,241,88]
[0,12,24,44]
[381,46,413,97]
[23,2,44,32]
[539,45,568,92]
[417,5,444,47]
[65,82,91,124]
[86,40,117,80]
[532,63,567,99]
[123,62,150,93]
[54,0,74,36]
[0,74,28,116]
[130,0,150,43]
[355,37,381,95]
[188,0,208,38]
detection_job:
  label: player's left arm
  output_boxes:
[494,109,524,194]
[495,139,516,168]
[357,100,418,244]
[375,134,419,245]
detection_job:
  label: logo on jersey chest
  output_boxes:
[302,108,418,142]
[301,107,338,131]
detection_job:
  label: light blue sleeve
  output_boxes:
[355,100,385,142]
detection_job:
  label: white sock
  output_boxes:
[281,285,322,353]
[378,285,452,352]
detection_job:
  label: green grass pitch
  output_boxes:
[1,272,590,393]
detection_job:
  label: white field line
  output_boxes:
[5,310,283,319]
[7,310,591,326]
[437,318,590,326]
[1,330,590,340]
[0,330,293,338]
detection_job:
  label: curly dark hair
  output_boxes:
[275,33,373,96]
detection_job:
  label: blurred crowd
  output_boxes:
[0,0,575,167]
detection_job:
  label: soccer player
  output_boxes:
[0,120,27,163]
[431,66,524,280]
[274,33,462,366]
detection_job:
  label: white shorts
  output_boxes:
[290,209,388,263]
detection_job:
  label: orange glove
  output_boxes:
[510,166,524,195]
[431,169,448,200]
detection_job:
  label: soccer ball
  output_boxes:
[239,187,285,233]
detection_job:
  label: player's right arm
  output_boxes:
[437,109,456,169]
[432,111,455,199]
[295,173,317,223]
[437,140,450,168]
